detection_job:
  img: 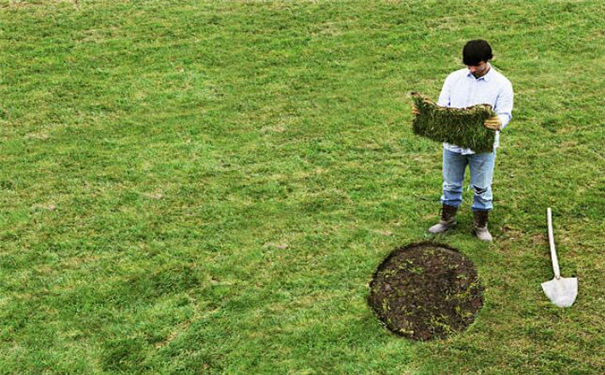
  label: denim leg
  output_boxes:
[469,151,496,211]
[440,149,467,208]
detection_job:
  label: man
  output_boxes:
[414,40,514,241]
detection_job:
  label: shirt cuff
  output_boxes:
[498,114,511,130]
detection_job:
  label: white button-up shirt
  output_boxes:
[437,65,514,154]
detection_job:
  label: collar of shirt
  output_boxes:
[466,64,494,82]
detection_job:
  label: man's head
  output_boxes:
[463,40,493,78]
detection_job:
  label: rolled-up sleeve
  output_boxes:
[495,81,514,130]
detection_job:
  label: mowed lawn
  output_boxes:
[1,0,603,373]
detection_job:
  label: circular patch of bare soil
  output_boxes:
[368,242,484,341]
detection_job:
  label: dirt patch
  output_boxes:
[368,242,483,341]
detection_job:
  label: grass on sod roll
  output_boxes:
[411,92,496,153]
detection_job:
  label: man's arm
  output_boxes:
[437,74,453,107]
[486,81,514,130]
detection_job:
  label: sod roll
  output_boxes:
[411,92,496,153]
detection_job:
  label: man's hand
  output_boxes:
[412,104,419,116]
[484,115,501,130]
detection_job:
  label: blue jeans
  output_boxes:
[441,149,496,211]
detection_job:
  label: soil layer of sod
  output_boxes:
[368,242,484,341]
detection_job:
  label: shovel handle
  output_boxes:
[547,208,561,279]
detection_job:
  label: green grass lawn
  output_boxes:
[1,0,603,373]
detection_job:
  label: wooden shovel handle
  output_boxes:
[547,208,561,279]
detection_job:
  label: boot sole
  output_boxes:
[428,222,457,234]
[472,229,493,241]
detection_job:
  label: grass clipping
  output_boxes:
[411,92,496,153]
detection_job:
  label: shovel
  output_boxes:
[541,207,578,307]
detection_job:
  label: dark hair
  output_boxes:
[463,40,493,66]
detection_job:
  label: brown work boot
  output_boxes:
[428,204,458,234]
[473,210,493,242]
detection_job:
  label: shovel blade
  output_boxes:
[541,277,578,307]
